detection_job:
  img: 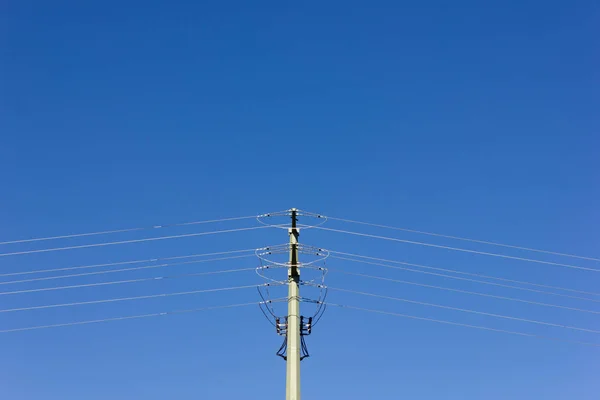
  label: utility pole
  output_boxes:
[286,208,301,400]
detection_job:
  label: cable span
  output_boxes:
[326,286,600,334]
[329,250,600,297]
[0,215,258,246]
[0,301,286,333]
[325,303,600,348]
[0,254,255,286]
[0,249,257,278]
[315,227,600,272]
[0,267,257,296]
[324,215,600,262]
[0,283,272,313]
[330,255,600,304]
[0,226,271,258]
[330,270,600,315]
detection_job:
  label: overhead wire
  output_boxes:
[0,266,257,296]
[257,286,278,327]
[0,215,258,246]
[314,226,600,273]
[330,269,600,315]
[0,254,255,286]
[0,226,271,258]
[0,283,271,313]
[329,250,600,298]
[323,214,600,262]
[330,255,600,304]
[325,303,600,348]
[326,286,600,334]
[0,248,257,278]
[0,300,287,334]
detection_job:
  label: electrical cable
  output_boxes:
[0,283,271,313]
[308,289,328,327]
[0,215,258,246]
[0,254,255,286]
[314,226,600,273]
[330,269,600,315]
[0,267,257,296]
[0,300,287,334]
[324,214,600,262]
[325,303,600,348]
[330,255,600,304]
[326,286,600,334]
[257,285,280,327]
[329,250,600,298]
[0,226,271,258]
[0,249,257,278]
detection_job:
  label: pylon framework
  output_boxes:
[255,209,329,400]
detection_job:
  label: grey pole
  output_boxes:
[286,208,301,400]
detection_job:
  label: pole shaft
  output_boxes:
[286,209,301,400]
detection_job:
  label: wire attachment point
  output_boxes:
[274,316,312,361]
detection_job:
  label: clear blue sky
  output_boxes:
[1,1,599,399]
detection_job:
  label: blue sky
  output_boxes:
[1,1,599,399]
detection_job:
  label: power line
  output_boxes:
[0,283,270,313]
[0,267,257,296]
[0,249,257,278]
[314,226,599,273]
[1,259,151,278]
[0,254,255,286]
[325,303,600,348]
[330,270,600,315]
[0,215,258,246]
[330,255,600,304]
[326,286,600,334]
[0,226,271,258]
[323,214,600,262]
[329,250,600,298]
[0,301,281,334]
